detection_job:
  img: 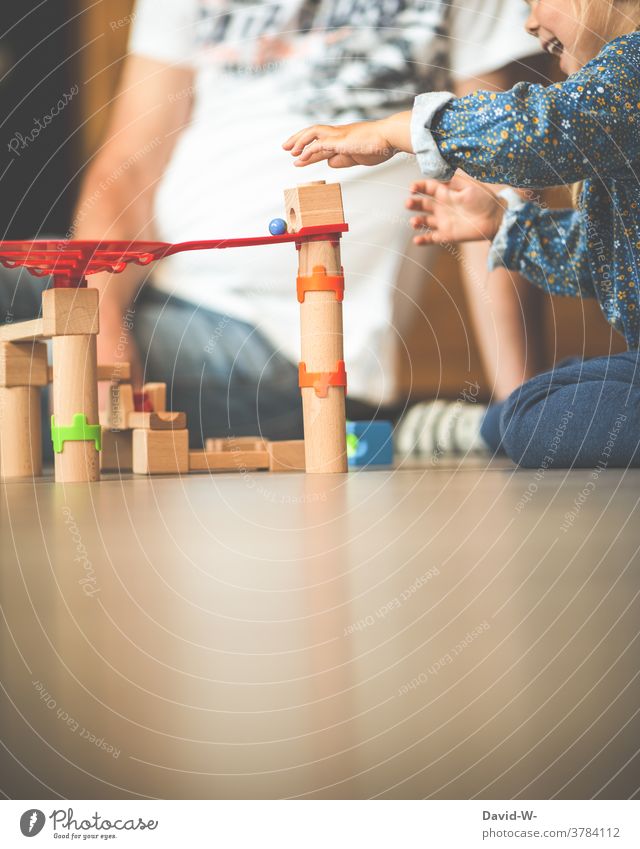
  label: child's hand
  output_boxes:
[283,113,412,168]
[407,174,506,245]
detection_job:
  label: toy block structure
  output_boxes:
[0,342,48,478]
[0,288,101,483]
[97,377,190,476]
[284,181,347,474]
[0,181,350,483]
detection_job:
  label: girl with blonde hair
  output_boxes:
[284,0,640,467]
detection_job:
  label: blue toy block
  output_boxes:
[346,420,393,468]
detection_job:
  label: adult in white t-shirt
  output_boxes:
[75,0,543,441]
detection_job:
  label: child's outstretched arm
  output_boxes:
[412,35,640,188]
[283,111,412,167]
[285,35,640,188]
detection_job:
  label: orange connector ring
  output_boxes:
[298,360,347,398]
[297,265,345,303]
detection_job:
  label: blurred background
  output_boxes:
[0,0,625,401]
[0,0,133,238]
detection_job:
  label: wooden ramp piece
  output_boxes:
[128,411,186,431]
[189,449,269,472]
[0,318,45,343]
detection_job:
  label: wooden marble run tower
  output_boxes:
[286,181,347,475]
[0,181,348,483]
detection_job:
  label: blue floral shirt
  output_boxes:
[410,33,640,350]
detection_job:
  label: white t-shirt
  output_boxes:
[129,0,539,402]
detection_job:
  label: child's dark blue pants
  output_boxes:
[481,353,640,468]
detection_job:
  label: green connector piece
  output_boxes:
[51,414,102,454]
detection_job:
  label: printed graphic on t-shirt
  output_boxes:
[194,0,450,120]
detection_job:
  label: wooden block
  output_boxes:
[142,382,166,412]
[60,362,131,384]
[100,429,133,472]
[0,341,48,387]
[127,411,186,430]
[284,181,344,232]
[99,382,134,430]
[132,429,189,475]
[267,440,306,473]
[0,386,42,478]
[205,436,267,452]
[42,287,99,336]
[0,318,45,342]
[97,362,131,382]
[189,449,269,472]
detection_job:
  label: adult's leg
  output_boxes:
[482,353,640,468]
[132,287,302,445]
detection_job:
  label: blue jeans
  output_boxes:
[0,268,380,457]
[481,354,640,468]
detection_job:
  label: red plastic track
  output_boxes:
[0,224,348,288]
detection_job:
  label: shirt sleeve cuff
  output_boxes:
[488,189,527,271]
[411,92,457,180]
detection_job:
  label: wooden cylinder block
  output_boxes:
[51,335,100,483]
[286,181,347,474]
[0,386,42,479]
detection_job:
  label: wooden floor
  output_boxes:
[1,459,639,799]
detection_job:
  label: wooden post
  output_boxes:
[47,288,101,483]
[284,181,347,474]
[0,387,42,479]
[0,341,48,480]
